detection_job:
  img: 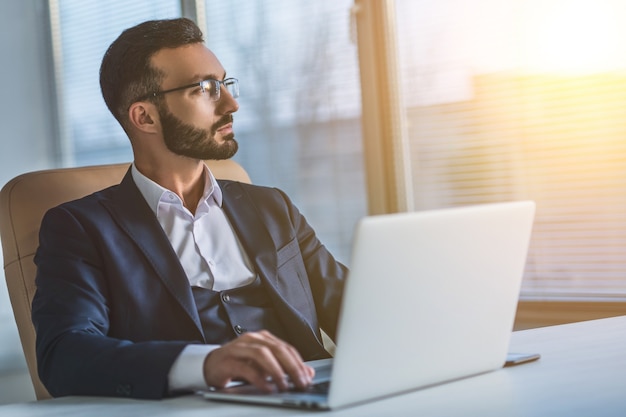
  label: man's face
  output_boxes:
[150,43,240,160]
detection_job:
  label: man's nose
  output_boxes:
[217,86,239,114]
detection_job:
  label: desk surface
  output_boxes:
[1,316,625,417]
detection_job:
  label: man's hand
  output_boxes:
[203,330,315,392]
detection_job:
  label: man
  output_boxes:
[32,18,347,399]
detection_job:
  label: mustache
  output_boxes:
[212,114,234,133]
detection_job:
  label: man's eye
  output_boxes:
[192,87,205,95]
[199,81,213,93]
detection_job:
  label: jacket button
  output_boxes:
[234,325,244,334]
[115,384,132,397]
[222,293,230,302]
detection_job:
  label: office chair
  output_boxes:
[0,160,251,400]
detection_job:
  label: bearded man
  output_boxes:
[32,17,346,399]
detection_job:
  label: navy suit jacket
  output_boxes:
[32,169,347,399]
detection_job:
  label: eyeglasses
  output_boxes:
[137,77,239,102]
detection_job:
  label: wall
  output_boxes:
[0,1,57,378]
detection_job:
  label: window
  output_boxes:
[393,0,626,299]
[52,0,181,165]
[51,0,366,263]
[54,0,626,300]
[200,0,366,262]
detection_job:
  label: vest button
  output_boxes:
[234,325,244,334]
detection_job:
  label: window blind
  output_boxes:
[395,0,626,299]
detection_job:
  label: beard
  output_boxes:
[158,104,238,160]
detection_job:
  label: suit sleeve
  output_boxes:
[32,206,188,399]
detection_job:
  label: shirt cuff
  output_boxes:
[168,344,220,392]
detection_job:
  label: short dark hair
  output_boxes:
[99,18,204,129]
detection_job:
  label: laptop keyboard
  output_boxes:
[305,380,330,394]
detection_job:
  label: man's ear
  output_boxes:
[128,102,160,134]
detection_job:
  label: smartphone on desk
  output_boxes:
[505,352,541,367]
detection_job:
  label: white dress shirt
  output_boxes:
[131,163,256,391]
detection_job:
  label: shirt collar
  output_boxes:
[131,162,223,216]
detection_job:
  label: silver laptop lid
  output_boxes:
[328,201,535,408]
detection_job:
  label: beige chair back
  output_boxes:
[0,160,251,400]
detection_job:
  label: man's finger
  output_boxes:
[241,331,313,389]
[203,331,313,391]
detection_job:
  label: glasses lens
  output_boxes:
[224,79,239,99]
[199,80,219,101]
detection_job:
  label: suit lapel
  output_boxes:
[101,170,205,340]
[219,181,279,284]
[220,181,277,281]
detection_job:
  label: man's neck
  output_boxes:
[134,157,206,214]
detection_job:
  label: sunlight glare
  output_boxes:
[523,0,624,74]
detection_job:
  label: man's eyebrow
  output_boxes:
[190,71,228,82]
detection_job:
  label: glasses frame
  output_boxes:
[136,77,239,103]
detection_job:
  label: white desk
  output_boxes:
[1,316,624,416]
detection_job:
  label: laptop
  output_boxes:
[201,201,536,410]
